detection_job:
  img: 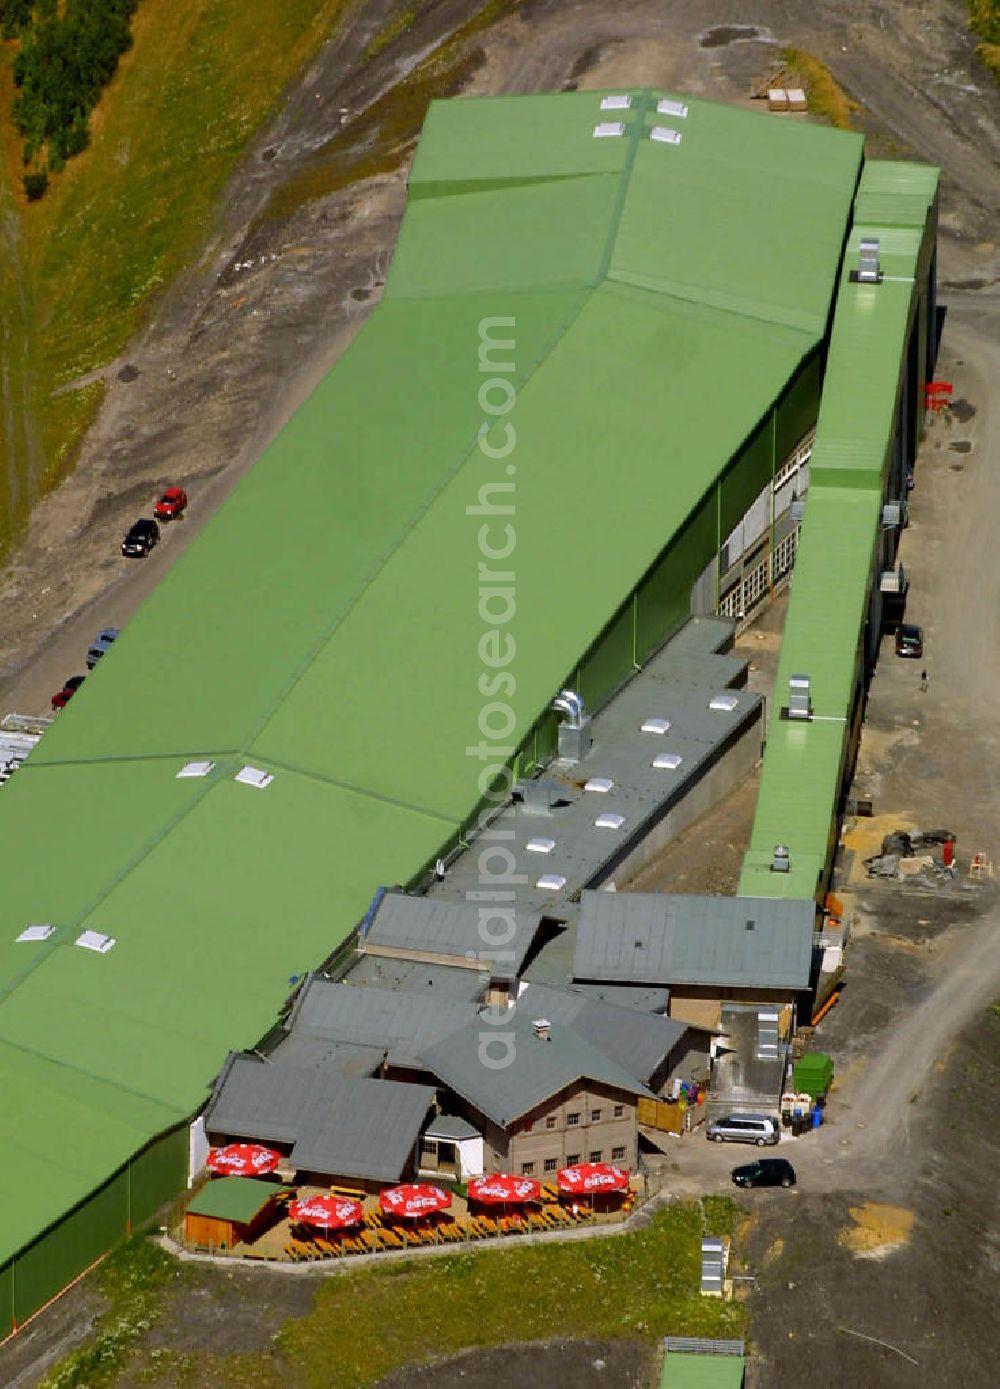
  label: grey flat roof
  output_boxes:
[421,1010,653,1128]
[573,892,815,989]
[286,976,477,1070]
[517,981,688,1086]
[426,619,761,919]
[363,893,541,980]
[344,953,487,1002]
[205,1053,436,1183]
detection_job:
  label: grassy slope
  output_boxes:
[0,0,347,544]
[42,1201,745,1388]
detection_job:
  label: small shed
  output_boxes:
[660,1337,745,1387]
[184,1177,279,1250]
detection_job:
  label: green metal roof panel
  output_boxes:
[407,91,636,188]
[386,175,620,296]
[611,108,862,335]
[185,1176,277,1222]
[249,285,813,815]
[856,160,939,199]
[741,160,938,901]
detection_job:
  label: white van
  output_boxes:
[706,1113,779,1146]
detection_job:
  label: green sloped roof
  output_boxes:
[660,1351,745,1389]
[186,1176,276,1222]
[741,161,939,901]
[0,90,863,1267]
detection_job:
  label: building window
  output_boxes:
[522,1120,533,1134]
[613,1104,624,1118]
[591,1108,602,1122]
[612,1145,626,1161]
[544,1157,557,1172]
[567,1112,580,1126]
[546,1115,556,1130]
[589,1150,602,1163]
[521,1162,534,1176]
[566,1154,580,1166]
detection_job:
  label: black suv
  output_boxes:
[894,623,923,658]
[122,518,160,558]
[731,1158,796,1190]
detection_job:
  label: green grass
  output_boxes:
[76,1199,744,1387]
[969,1,1000,81]
[0,0,350,554]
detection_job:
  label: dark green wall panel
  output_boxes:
[129,1127,187,1229]
[13,1172,127,1325]
[775,353,821,461]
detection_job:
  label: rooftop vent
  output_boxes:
[852,236,883,284]
[177,759,215,779]
[788,673,812,721]
[600,94,631,110]
[595,811,625,830]
[17,924,55,943]
[656,98,688,118]
[584,777,614,794]
[235,765,274,789]
[745,919,756,931]
[76,930,116,954]
[882,500,903,528]
[532,1017,552,1041]
[641,717,670,735]
[552,688,592,763]
[536,874,567,892]
[650,126,682,145]
[790,495,806,524]
[771,844,790,874]
[593,121,625,139]
[708,693,739,713]
[526,837,556,855]
[652,752,683,770]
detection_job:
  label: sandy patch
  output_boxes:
[838,1204,914,1260]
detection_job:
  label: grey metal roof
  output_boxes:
[573,892,815,989]
[286,976,477,1069]
[424,1115,480,1141]
[363,893,541,980]
[426,619,762,919]
[343,953,487,1001]
[269,1035,383,1076]
[205,1054,436,1182]
[517,982,688,1085]
[420,1010,653,1128]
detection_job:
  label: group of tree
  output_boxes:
[0,0,139,199]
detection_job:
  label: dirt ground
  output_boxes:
[1,1,1000,1386]
[375,1339,657,1388]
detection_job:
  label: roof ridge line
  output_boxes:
[0,1034,189,1121]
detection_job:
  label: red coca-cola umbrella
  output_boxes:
[557,1163,629,1197]
[379,1183,452,1220]
[206,1143,281,1177]
[288,1194,364,1231]
[467,1174,540,1206]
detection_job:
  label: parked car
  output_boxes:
[153,486,187,521]
[707,1113,779,1147]
[86,627,120,668]
[731,1158,796,1190]
[51,675,86,711]
[121,518,160,558]
[895,623,923,658]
